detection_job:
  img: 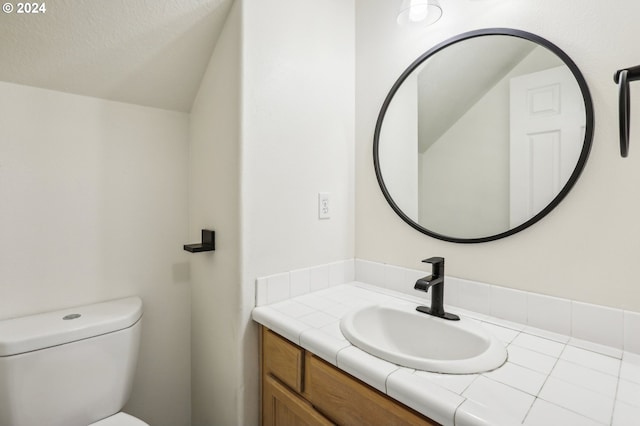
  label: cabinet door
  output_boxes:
[263,375,334,426]
[305,353,437,426]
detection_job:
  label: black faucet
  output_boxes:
[414,257,459,321]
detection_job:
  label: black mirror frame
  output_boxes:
[373,28,594,244]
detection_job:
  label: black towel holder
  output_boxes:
[614,65,640,157]
[184,229,215,253]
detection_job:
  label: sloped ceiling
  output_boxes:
[417,36,536,153]
[0,0,234,112]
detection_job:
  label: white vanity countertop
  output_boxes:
[252,282,640,426]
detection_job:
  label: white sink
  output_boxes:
[339,303,507,374]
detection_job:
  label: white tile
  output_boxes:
[624,310,640,355]
[550,359,618,398]
[343,259,355,282]
[457,278,491,315]
[523,326,570,344]
[321,285,360,304]
[289,268,310,297]
[560,345,621,376]
[454,306,488,321]
[404,267,426,285]
[321,301,352,318]
[613,400,640,426]
[309,264,329,292]
[483,362,547,395]
[298,311,336,328]
[336,297,375,310]
[354,259,387,287]
[482,315,526,332]
[524,399,604,426]
[462,375,535,423]
[620,352,640,384]
[357,287,396,303]
[299,328,350,366]
[527,292,571,336]
[569,337,623,359]
[251,307,309,345]
[507,344,558,375]
[330,260,356,286]
[336,346,399,393]
[414,370,477,394]
[480,322,520,344]
[455,399,524,426]
[623,350,640,364]
[538,376,614,424]
[255,277,268,306]
[272,300,315,318]
[295,294,335,311]
[443,275,461,308]
[617,379,640,408]
[383,264,407,293]
[319,321,346,341]
[413,288,432,304]
[490,286,528,324]
[386,369,464,426]
[511,332,565,358]
[266,273,290,304]
[572,301,624,349]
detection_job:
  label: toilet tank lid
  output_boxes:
[0,296,142,357]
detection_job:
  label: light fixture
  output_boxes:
[397,0,443,26]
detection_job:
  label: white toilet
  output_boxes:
[0,296,148,426]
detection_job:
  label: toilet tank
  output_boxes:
[0,297,143,426]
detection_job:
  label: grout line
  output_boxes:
[451,395,467,426]
[383,365,401,394]
[610,360,623,425]
[520,396,537,425]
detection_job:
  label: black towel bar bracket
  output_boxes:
[614,65,640,157]
[184,229,215,253]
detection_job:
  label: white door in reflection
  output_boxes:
[509,66,585,228]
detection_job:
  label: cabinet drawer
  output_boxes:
[262,328,304,393]
[305,353,438,426]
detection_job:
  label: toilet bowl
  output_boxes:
[0,297,148,426]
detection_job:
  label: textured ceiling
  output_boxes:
[0,0,234,112]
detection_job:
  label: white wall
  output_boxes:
[241,0,355,423]
[242,0,355,276]
[0,82,191,425]
[356,0,640,312]
[188,2,241,425]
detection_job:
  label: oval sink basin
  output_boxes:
[340,303,507,374]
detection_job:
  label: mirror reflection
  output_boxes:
[376,30,592,242]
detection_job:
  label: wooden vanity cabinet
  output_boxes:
[261,327,439,426]
[263,374,333,426]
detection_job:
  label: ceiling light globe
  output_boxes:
[397,0,442,26]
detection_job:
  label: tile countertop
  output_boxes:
[251,282,640,426]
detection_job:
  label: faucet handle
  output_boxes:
[422,257,444,276]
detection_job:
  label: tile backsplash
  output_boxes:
[256,260,355,306]
[255,258,640,355]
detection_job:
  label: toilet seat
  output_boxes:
[88,412,149,426]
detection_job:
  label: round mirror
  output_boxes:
[374,28,594,243]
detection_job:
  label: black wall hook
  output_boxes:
[184,229,215,253]
[614,65,640,157]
